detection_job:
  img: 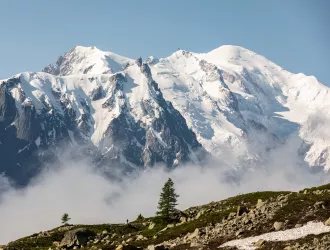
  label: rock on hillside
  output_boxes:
[5,183,330,249]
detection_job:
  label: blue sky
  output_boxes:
[0,0,329,85]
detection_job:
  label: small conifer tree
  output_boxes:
[156,178,179,222]
[137,213,144,221]
[61,213,71,225]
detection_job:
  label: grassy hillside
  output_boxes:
[3,183,330,250]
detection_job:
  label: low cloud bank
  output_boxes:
[0,135,328,244]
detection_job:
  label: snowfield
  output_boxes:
[219,221,330,250]
[2,44,330,171]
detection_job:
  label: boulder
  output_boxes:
[148,245,167,250]
[126,237,134,242]
[37,231,51,237]
[235,229,244,236]
[116,245,142,250]
[314,201,326,209]
[324,218,330,226]
[195,209,205,219]
[57,225,75,232]
[179,217,187,223]
[256,199,265,209]
[273,222,284,231]
[295,224,303,228]
[248,211,256,219]
[260,205,268,214]
[188,228,200,240]
[237,206,249,216]
[228,212,237,219]
[135,234,144,241]
[172,208,188,221]
[254,239,265,247]
[148,223,155,230]
[53,241,60,247]
[242,217,252,225]
[60,228,96,248]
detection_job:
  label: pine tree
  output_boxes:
[61,213,71,225]
[137,213,144,221]
[156,178,179,222]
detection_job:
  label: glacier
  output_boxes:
[0,44,329,185]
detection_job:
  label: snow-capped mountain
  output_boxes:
[1,45,329,185]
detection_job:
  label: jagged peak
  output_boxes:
[145,56,159,65]
[167,49,196,59]
[43,45,133,76]
[66,45,108,58]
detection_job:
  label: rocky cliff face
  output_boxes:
[0,52,205,185]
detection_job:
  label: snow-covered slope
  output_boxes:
[1,44,329,184]
[0,52,204,184]
[149,46,330,169]
[43,46,133,76]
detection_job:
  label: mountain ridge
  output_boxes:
[1,45,330,185]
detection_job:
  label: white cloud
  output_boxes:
[0,133,329,244]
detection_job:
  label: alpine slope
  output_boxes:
[1,45,329,185]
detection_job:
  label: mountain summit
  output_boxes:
[1,45,329,185]
[43,45,133,76]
